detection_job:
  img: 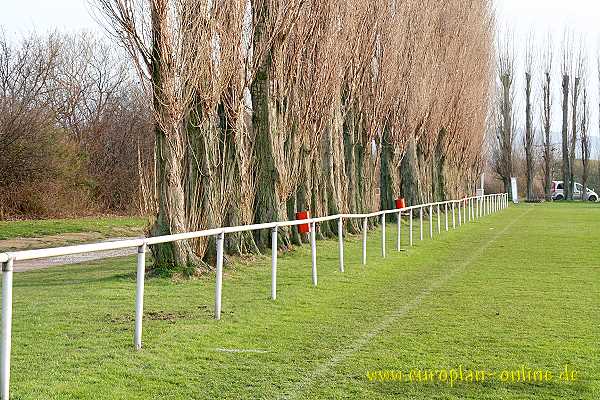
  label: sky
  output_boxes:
[2,0,100,37]
[494,0,600,148]
[1,0,599,145]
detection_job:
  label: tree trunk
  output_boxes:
[501,73,513,200]
[543,72,552,201]
[380,126,395,219]
[432,127,447,201]
[400,135,422,206]
[221,100,259,256]
[561,74,570,200]
[568,77,580,200]
[324,117,341,234]
[148,0,198,271]
[250,1,281,250]
[525,72,534,201]
[343,103,360,233]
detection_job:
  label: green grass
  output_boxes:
[0,216,147,240]
[7,202,600,399]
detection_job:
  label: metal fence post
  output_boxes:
[436,204,441,233]
[134,243,146,350]
[419,207,423,241]
[458,202,462,226]
[215,231,224,320]
[428,205,433,238]
[362,217,368,265]
[470,198,474,221]
[1,258,13,400]
[466,199,470,222]
[396,211,401,251]
[311,222,317,286]
[338,217,344,272]
[452,203,456,229]
[483,196,486,215]
[381,214,386,257]
[271,227,278,300]
[409,209,413,246]
[469,198,472,221]
[484,196,486,216]
[444,203,448,231]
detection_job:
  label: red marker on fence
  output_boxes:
[395,198,406,209]
[295,211,311,233]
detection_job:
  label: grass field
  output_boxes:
[6,202,600,399]
[0,216,147,240]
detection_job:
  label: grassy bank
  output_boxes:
[0,216,147,240]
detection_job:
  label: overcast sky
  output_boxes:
[1,0,599,142]
[2,0,98,37]
[495,0,600,142]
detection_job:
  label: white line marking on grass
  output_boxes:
[281,207,531,400]
[215,348,269,354]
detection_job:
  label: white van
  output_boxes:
[551,181,598,202]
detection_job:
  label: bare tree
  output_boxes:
[94,0,222,268]
[524,35,535,201]
[86,0,496,273]
[581,86,590,200]
[568,44,585,199]
[495,33,515,198]
[560,33,572,200]
[541,33,553,200]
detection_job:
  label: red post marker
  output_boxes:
[295,211,311,233]
[395,198,406,209]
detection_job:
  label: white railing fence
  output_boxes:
[0,192,509,399]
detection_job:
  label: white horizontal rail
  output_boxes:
[0,193,502,263]
[0,192,509,400]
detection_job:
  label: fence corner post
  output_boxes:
[134,243,146,350]
[271,227,278,300]
[362,217,368,264]
[381,214,386,257]
[215,231,225,320]
[396,211,401,251]
[338,217,344,272]
[1,257,13,400]
[311,222,317,286]
[409,209,413,246]
[419,207,424,241]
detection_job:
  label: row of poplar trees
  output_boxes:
[95,0,494,272]
[495,34,596,202]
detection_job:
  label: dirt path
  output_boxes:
[2,236,143,273]
[14,246,138,272]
